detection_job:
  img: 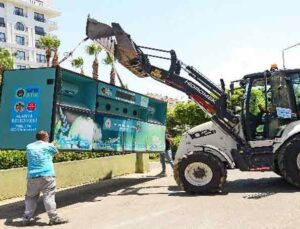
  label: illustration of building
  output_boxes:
[0,0,60,69]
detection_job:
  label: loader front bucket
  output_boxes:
[86,17,149,78]
[86,18,114,40]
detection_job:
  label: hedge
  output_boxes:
[0,151,121,170]
[0,135,182,170]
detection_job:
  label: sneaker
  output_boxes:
[49,216,69,226]
[22,217,31,227]
[22,219,30,227]
[158,171,167,177]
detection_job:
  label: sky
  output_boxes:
[53,0,300,99]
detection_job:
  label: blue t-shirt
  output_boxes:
[26,141,58,178]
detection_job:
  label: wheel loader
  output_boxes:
[86,17,300,194]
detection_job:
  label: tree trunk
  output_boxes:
[92,57,99,79]
[110,66,116,85]
[46,49,51,67]
[52,50,59,67]
[80,68,84,75]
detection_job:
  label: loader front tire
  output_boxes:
[178,152,227,194]
[278,134,300,187]
[273,159,282,177]
[173,158,184,190]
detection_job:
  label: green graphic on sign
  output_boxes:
[54,107,165,152]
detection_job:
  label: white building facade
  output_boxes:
[0,0,60,69]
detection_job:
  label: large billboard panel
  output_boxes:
[54,106,165,152]
[54,106,100,150]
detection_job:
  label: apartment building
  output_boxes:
[0,0,60,69]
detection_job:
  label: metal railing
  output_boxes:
[14,11,28,18]
[34,16,45,23]
[47,20,58,31]
[35,30,46,36]
[29,0,44,7]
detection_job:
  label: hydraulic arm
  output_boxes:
[86,17,243,144]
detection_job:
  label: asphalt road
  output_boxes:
[1,162,300,229]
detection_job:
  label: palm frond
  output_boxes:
[71,57,84,68]
[86,43,102,56]
[103,53,114,65]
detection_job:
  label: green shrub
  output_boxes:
[171,135,182,153]
[149,152,160,161]
[0,150,120,170]
[148,135,182,161]
[0,151,27,170]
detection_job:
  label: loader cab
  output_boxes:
[242,69,300,141]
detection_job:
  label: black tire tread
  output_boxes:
[178,151,227,194]
[278,134,300,187]
[173,158,184,190]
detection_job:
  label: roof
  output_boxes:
[243,68,300,80]
[2,67,167,104]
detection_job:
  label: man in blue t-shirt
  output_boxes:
[23,130,68,226]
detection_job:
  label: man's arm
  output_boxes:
[167,137,173,145]
[48,143,59,156]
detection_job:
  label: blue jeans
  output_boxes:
[160,149,174,173]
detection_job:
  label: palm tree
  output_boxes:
[71,57,84,75]
[0,48,14,84]
[104,53,115,85]
[86,43,102,79]
[38,35,61,67]
[103,52,125,88]
[51,38,61,67]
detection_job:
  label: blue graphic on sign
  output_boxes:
[10,87,40,132]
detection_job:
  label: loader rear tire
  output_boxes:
[278,134,300,187]
[179,152,227,194]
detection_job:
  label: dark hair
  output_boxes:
[36,130,49,141]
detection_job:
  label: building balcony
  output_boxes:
[47,20,57,31]
[12,0,61,18]
[36,59,46,64]
[35,41,43,49]
[14,59,46,68]
[13,11,28,18]
[15,56,30,62]
[35,31,46,36]
[0,42,9,49]
[30,0,43,7]
[34,17,46,23]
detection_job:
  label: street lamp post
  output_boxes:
[282,42,300,69]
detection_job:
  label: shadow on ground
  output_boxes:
[111,176,299,198]
[225,177,299,199]
[0,176,157,227]
[1,175,299,227]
